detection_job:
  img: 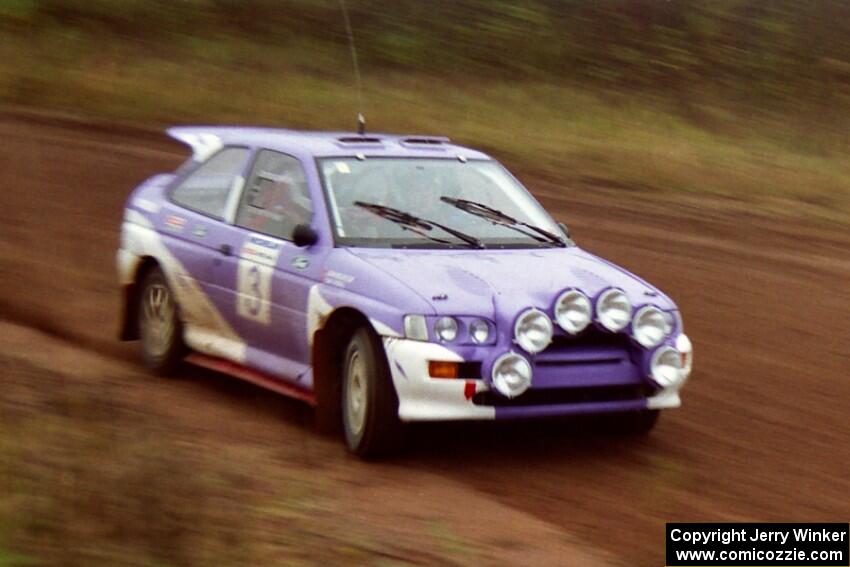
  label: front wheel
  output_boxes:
[137,267,185,375]
[342,328,405,457]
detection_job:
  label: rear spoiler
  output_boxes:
[166,127,223,161]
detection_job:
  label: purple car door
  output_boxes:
[159,147,252,323]
[211,149,323,383]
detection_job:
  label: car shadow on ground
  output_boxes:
[176,361,654,462]
[402,414,656,461]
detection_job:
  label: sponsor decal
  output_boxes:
[248,235,281,250]
[240,235,281,267]
[164,215,186,233]
[323,269,355,288]
[291,256,310,271]
[192,225,208,238]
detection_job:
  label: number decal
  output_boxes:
[236,235,282,325]
[247,265,262,316]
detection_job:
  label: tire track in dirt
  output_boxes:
[2,112,849,565]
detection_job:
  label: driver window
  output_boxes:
[236,150,313,240]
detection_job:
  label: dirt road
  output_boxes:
[1,112,849,565]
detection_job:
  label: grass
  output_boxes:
[3,30,850,224]
[0,353,480,566]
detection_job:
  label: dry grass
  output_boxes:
[2,36,850,223]
[0,354,478,566]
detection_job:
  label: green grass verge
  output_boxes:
[2,35,849,221]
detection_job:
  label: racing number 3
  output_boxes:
[237,260,273,325]
[247,265,262,315]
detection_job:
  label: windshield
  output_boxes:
[319,157,568,249]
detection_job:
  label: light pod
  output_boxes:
[491,352,533,398]
[514,308,553,354]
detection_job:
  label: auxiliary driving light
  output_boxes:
[491,352,532,398]
[632,305,671,348]
[554,289,592,335]
[596,288,632,332]
[513,308,553,354]
[650,346,683,388]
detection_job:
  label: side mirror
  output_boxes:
[558,222,571,239]
[292,224,319,247]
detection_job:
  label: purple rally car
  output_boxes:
[117,126,693,456]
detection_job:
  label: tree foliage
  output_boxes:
[5,0,850,109]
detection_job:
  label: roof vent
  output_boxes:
[336,136,383,145]
[400,136,450,147]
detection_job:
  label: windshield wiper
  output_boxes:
[439,197,566,247]
[354,202,485,249]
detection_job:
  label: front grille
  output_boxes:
[538,330,635,364]
[472,384,653,407]
[524,329,641,392]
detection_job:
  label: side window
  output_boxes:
[236,150,313,240]
[171,147,249,219]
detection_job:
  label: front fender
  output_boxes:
[307,283,407,344]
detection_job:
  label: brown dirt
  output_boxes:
[1,113,849,565]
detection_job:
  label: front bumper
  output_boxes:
[383,337,685,422]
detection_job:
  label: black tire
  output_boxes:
[341,327,406,457]
[137,267,185,375]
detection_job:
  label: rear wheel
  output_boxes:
[137,267,185,375]
[342,328,405,457]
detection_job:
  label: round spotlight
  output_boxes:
[434,316,458,342]
[513,308,553,354]
[596,289,632,332]
[491,352,533,398]
[632,305,672,348]
[554,289,592,335]
[650,346,683,388]
[469,319,490,344]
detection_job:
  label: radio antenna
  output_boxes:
[339,0,365,135]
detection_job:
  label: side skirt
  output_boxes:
[185,353,317,406]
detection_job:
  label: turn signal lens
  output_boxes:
[429,361,460,379]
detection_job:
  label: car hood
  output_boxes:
[347,246,676,319]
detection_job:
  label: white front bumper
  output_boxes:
[382,336,688,421]
[383,337,495,422]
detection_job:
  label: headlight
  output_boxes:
[491,352,532,398]
[632,305,671,348]
[513,308,553,354]
[434,316,458,342]
[469,318,490,344]
[596,288,632,332]
[650,346,683,388]
[554,289,592,335]
[403,315,428,341]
